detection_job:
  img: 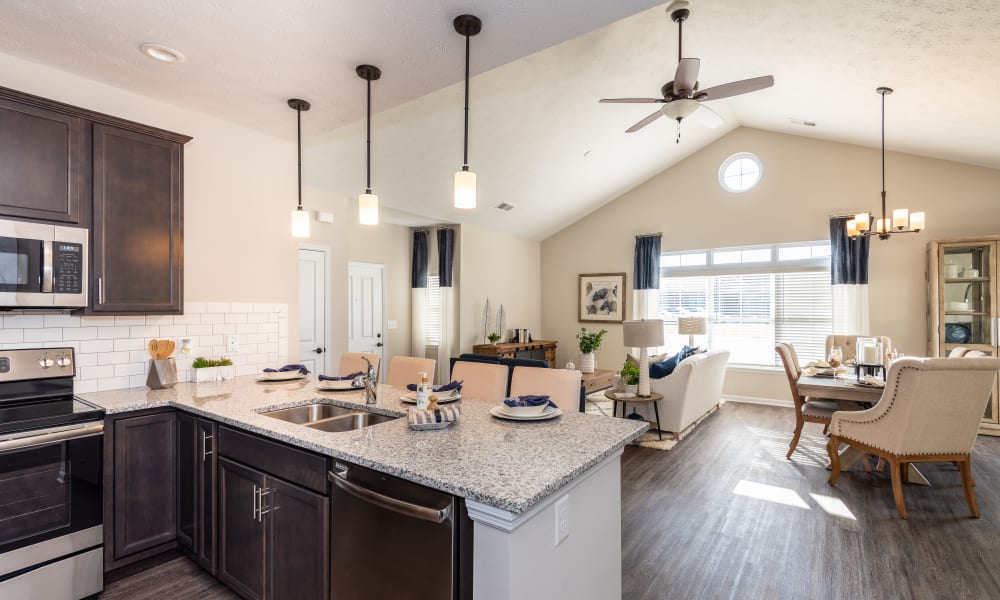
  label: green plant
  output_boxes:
[620,360,640,385]
[577,327,608,354]
[192,357,233,368]
[192,357,211,368]
[487,332,502,344]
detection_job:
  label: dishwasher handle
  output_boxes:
[329,468,452,524]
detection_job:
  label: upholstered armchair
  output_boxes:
[825,334,892,364]
[827,357,1000,519]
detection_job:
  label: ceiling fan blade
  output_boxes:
[697,75,774,101]
[673,58,700,96]
[694,103,723,128]
[625,109,665,133]
[599,98,665,103]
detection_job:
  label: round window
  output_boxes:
[718,153,762,193]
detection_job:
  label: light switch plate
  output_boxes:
[387,320,398,330]
[554,495,570,546]
[317,211,335,223]
[227,335,238,354]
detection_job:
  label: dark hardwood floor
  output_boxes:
[100,402,1000,599]
[622,401,1000,600]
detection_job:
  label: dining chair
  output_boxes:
[827,357,1000,519]
[386,356,437,388]
[825,334,893,364]
[451,361,509,402]
[509,367,582,409]
[776,342,863,459]
[339,352,381,378]
[948,347,970,358]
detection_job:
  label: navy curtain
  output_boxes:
[437,228,455,288]
[633,234,662,290]
[411,230,428,289]
[829,217,870,285]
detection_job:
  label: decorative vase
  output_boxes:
[625,384,638,395]
[193,366,218,383]
[579,352,595,374]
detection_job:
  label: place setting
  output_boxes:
[490,395,563,422]
[400,378,463,404]
[315,371,366,391]
[256,364,310,382]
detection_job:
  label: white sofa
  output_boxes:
[629,349,730,437]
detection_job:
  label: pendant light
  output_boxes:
[846,87,925,240]
[357,64,381,225]
[454,14,482,210]
[288,98,311,238]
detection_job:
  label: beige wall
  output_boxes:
[459,223,542,353]
[541,127,1000,400]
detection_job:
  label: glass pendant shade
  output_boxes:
[454,169,477,209]
[662,98,700,120]
[291,208,310,238]
[855,213,870,232]
[359,192,379,225]
[910,212,925,231]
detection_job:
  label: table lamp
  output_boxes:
[678,316,707,347]
[623,319,664,397]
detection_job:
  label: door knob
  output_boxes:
[375,342,383,348]
[313,347,324,354]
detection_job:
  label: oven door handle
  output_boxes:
[0,423,104,452]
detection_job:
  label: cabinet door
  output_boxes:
[176,412,197,552]
[112,412,177,559]
[0,97,83,223]
[92,123,182,313]
[218,458,266,600]
[197,418,217,572]
[265,476,329,600]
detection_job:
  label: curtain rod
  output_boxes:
[412,225,456,233]
[635,232,662,238]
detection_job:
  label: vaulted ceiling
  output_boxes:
[2,0,998,239]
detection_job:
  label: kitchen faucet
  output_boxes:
[361,357,377,404]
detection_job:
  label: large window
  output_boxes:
[424,275,441,345]
[658,242,832,366]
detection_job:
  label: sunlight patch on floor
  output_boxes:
[733,479,810,509]
[809,493,858,520]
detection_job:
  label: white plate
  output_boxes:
[256,371,306,382]
[489,405,562,421]
[316,380,362,391]
[400,391,461,404]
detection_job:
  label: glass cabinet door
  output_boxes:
[941,244,994,348]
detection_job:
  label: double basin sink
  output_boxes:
[263,403,397,432]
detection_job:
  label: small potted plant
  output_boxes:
[619,360,640,395]
[192,357,235,382]
[576,327,607,374]
[487,332,502,345]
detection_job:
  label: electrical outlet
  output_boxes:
[387,320,398,330]
[554,495,570,546]
[227,335,238,354]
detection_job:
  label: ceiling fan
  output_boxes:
[600,0,774,142]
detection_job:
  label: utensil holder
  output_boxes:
[147,358,178,389]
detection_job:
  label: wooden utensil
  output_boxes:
[148,339,158,359]
[164,340,175,358]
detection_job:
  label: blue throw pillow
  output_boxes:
[678,345,700,363]
[649,353,680,379]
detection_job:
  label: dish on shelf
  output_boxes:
[945,323,972,344]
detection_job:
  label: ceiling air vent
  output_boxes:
[495,202,514,212]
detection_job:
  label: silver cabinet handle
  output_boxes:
[329,468,452,524]
[252,484,259,521]
[42,241,53,293]
[258,488,273,521]
[98,276,104,305]
[201,431,214,462]
[0,423,103,452]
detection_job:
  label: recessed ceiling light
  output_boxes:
[140,43,186,63]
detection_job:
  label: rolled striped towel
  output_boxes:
[407,406,461,426]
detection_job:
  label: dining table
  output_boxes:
[797,373,930,486]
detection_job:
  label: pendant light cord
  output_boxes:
[296,106,303,210]
[366,77,373,193]
[677,18,683,62]
[880,90,886,223]
[462,32,470,170]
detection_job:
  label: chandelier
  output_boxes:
[846,87,925,240]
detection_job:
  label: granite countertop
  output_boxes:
[81,376,647,514]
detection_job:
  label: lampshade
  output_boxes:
[910,211,925,230]
[677,316,707,336]
[661,99,700,121]
[623,319,664,348]
[291,208,310,238]
[454,169,477,209]
[358,192,379,225]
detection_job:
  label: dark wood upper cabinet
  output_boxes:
[0,97,84,224]
[91,124,183,313]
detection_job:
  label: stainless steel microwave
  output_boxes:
[0,219,87,308]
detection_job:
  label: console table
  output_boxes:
[471,340,558,368]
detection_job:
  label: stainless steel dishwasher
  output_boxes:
[329,461,472,599]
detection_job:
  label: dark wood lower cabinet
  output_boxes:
[267,477,329,600]
[218,458,267,600]
[108,410,178,567]
[177,413,217,573]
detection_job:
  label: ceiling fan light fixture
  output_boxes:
[662,98,700,121]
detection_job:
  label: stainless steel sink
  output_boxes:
[305,412,397,433]
[262,403,358,424]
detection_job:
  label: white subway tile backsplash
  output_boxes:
[81,339,114,354]
[158,324,188,337]
[114,338,144,352]
[185,302,206,313]
[75,380,98,394]
[206,302,230,313]
[4,314,44,328]
[76,353,98,367]
[174,313,202,325]
[24,328,63,343]
[87,316,119,327]
[98,326,132,340]
[201,313,225,325]
[230,302,252,313]
[212,323,236,335]
[114,363,144,377]
[98,377,130,391]
[252,303,273,313]
[63,327,99,341]
[0,329,24,343]
[224,313,248,324]
[236,323,258,334]
[145,315,175,325]
[81,365,114,380]
[44,314,81,328]
[114,316,146,326]
[187,324,212,336]
[98,351,132,366]
[129,325,159,338]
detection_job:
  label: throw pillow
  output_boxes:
[649,353,680,379]
[626,352,669,367]
[678,345,700,363]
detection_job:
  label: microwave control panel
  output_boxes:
[52,242,83,294]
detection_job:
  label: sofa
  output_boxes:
[626,349,730,436]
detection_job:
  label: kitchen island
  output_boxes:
[84,376,647,600]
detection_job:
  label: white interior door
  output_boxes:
[298,246,329,374]
[348,262,385,376]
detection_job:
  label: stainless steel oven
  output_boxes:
[0,218,87,308]
[0,348,104,599]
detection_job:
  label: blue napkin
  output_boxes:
[318,371,363,381]
[406,380,463,393]
[263,364,309,375]
[502,394,557,409]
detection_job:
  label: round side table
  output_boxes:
[605,391,663,440]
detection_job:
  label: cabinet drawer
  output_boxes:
[218,426,327,494]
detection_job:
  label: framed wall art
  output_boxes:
[578,273,626,323]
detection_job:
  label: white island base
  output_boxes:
[468,451,623,600]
